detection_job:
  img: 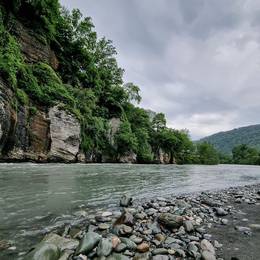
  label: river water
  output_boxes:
[1,163,260,258]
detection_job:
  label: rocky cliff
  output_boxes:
[0,19,82,162]
[0,20,135,163]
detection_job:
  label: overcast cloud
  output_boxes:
[60,0,260,139]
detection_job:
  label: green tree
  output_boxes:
[115,120,137,156]
[152,113,166,131]
[232,144,260,165]
[196,142,219,165]
[123,82,142,104]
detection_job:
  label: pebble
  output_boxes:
[235,226,251,232]
[248,224,260,230]
[201,250,216,260]
[183,220,194,232]
[98,223,110,230]
[221,219,228,225]
[137,242,150,253]
[152,248,169,255]
[21,184,260,260]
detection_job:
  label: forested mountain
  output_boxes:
[199,124,260,154]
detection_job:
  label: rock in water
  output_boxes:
[120,195,133,207]
[97,238,113,256]
[115,212,134,226]
[75,231,101,255]
[24,242,60,260]
[158,213,183,228]
[43,233,79,251]
[0,240,11,251]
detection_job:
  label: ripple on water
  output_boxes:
[0,163,260,256]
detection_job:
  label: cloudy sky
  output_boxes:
[60,0,260,139]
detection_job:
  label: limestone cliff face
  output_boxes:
[48,106,80,162]
[0,20,81,162]
[13,20,59,70]
[0,98,81,162]
[154,148,171,164]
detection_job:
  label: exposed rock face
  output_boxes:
[105,118,137,163]
[118,152,137,164]
[29,110,50,161]
[0,78,14,156]
[155,148,171,164]
[13,21,59,69]
[0,84,80,162]
[48,106,81,162]
[108,118,121,146]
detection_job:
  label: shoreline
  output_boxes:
[1,183,260,260]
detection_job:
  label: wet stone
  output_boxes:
[158,213,183,229]
[97,238,113,257]
[115,243,127,253]
[136,242,150,253]
[120,195,133,207]
[152,255,169,260]
[152,248,169,255]
[98,223,110,230]
[76,231,101,255]
[133,252,151,260]
[183,220,194,232]
[215,208,228,216]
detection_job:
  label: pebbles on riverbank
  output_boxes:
[8,184,260,260]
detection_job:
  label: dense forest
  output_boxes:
[0,0,198,164]
[199,124,260,154]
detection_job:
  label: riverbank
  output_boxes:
[1,183,260,260]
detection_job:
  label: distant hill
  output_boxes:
[199,124,260,154]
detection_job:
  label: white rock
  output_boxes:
[48,105,80,162]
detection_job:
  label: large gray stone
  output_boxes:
[48,105,80,162]
[43,233,79,251]
[107,253,131,260]
[119,237,137,250]
[24,242,60,260]
[75,231,101,255]
[158,213,183,229]
[97,238,113,257]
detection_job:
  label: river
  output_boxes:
[0,163,260,258]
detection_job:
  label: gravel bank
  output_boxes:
[1,184,260,260]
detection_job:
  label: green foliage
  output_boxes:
[152,113,166,131]
[115,120,137,155]
[123,82,142,104]
[0,10,23,86]
[2,0,60,41]
[196,142,220,165]
[55,8,125,118]
[0,1,200,164]
[29,105,37,116]
[16,88,29,105]
[232,144,260,165]
[17,63,75,106]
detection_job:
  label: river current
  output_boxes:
[0,163,260,258]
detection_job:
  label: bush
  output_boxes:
[16,88,29,105]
